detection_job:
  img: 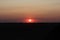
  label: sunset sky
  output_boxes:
[0,0,60,22]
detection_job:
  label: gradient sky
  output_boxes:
[0,0,60,22]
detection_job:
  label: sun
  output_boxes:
[28,19,32,22]
[25,18,34,23]
[24,17,37,23]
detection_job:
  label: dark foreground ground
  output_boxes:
[0,23,60,40]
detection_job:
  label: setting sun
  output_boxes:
[28,19,32,22]
[24,18,36,23]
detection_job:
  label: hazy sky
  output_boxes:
[0,0,60,22]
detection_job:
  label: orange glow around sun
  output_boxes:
[24,18,37,23]
[17,17,38,23]
[28,19,32,22]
